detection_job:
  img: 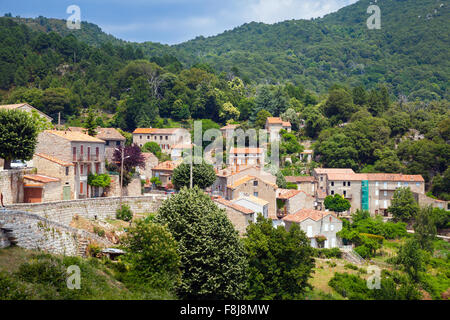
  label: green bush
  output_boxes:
[314,247,342,259]
[354,245,371,259]
[344,263,358,270]
[116,204,133,222]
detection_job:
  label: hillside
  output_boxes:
[6,0,449,100]
[173,0,449,99]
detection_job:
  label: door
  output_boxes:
[24,187,43,203]
[63,186,71,200]
[331,238,336,248]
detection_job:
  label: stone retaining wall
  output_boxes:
[0,210,112,256]
[5,195,166,225]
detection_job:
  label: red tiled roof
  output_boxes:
[34,153,74,167]
[152,160,181,172]
[213,197,254,215]
[220,124,240,130]
[326,172,424,182]
[285,176,315,183]
[229,147,264,154]
[282,209,339,223]
[133,128,182,134]
[314,168,355,175]
[24,174,60,184]
[44,130,105,143]
[277,189,314,199]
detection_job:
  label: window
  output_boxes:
[73,147,77,161]
[343,181,346,186]
[96,147,99,159]
[105,141,110,146]
[160,136,163,140]
[348,181,351,186]
[253,180,258,186]
[87,147,91,160]
[375,200,379,206]
[65,167,69,176]
[147,136,150,139]
[80,145,84,155]
[375,181,379,187]
[253,192,258,197]
[398,182,401,187]
[116,141,120,146]
[320,177,323,181]
[80,165,84,175]
[384,182,387,188]
[343,190,347,197]
[331,190,334,195]
[165,136,168,140]
[140,135,142,139]
[404,182,409,186]
[95,163,100,174]
[384,191,387,196]
[416,182,420,186]
[375,189,379,196]
[80,182,83,194]
[330,224,335,231]
[324,224,329,231]
[331,181,334,186]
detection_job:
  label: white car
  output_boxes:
[10,160,27,169]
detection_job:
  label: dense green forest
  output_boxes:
[0,0,448,199]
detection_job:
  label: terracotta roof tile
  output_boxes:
[285,176,315,183]
[44,130,105,143]
[214,197,254,215]
[282,209,339,223]
[24,174,60,184]
[34,153,74,166]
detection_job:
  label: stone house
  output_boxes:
[132,128,191,154]
[265,117,291,142]
[170,143,193,161]
[282,209,342,248]
[68,127,126,162]
[0,103,52,122]
[34,130,106,199]
[276,189,316,218]
[226,175,278,216]
[325,172,425,215]
[211,165,276,198]
[232,195,269,222]
[299,149,313,163]
[152,160,182,188]
[220,124,240,141]
[213,196,255,236]
[33,153,75,200]
[227,147,264,166]
[285,176,316,194]
[23,174,61,203]
[138,152,159,182]
[312,168,355,193]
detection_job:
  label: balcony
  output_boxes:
[277,207,287,219]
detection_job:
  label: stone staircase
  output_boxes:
[341,247,366,265]
[77,238,90,257]
[0,224,17,248]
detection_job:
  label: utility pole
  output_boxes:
[120,147,124,207]
[190,146,193,188]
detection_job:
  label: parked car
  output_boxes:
[10,160,27,169]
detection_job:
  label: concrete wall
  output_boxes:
[0,210,111,256]
[5,195,166,225]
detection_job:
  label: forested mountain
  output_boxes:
[173,0,449,99]
[5,0,449,100]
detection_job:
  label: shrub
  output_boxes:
[286,182,298,190]
[93,227,105,238]
[354,245,371,259]
[116,204,133,222]
[315,247,342,259]
[344,263,358,270]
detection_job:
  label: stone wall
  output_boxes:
[0,210,111,256]
[5,195,166,225]
[106,175,142,197]
[0,168,34,205]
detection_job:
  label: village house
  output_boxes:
[285,176,316,195]
[282,209,342,248]
[265,117,291,141]
[226,175,278,216]
[0,103,53,122]
[211,165,276,198]
[227,147,264,166]
[213,196,255,236]
[22,174,61,203]
[276,189,316,218]
[171,143,193,161]
[34,130,106,199]
[68,127,126,162]
[32,153,75,201]
[232,195,269,221]
[299,149,313,163]
[138,152,159,182]
[220,124,240,141]
[151,160,182,188]
[132,128,191,154]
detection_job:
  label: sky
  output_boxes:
[0,0,359,44]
